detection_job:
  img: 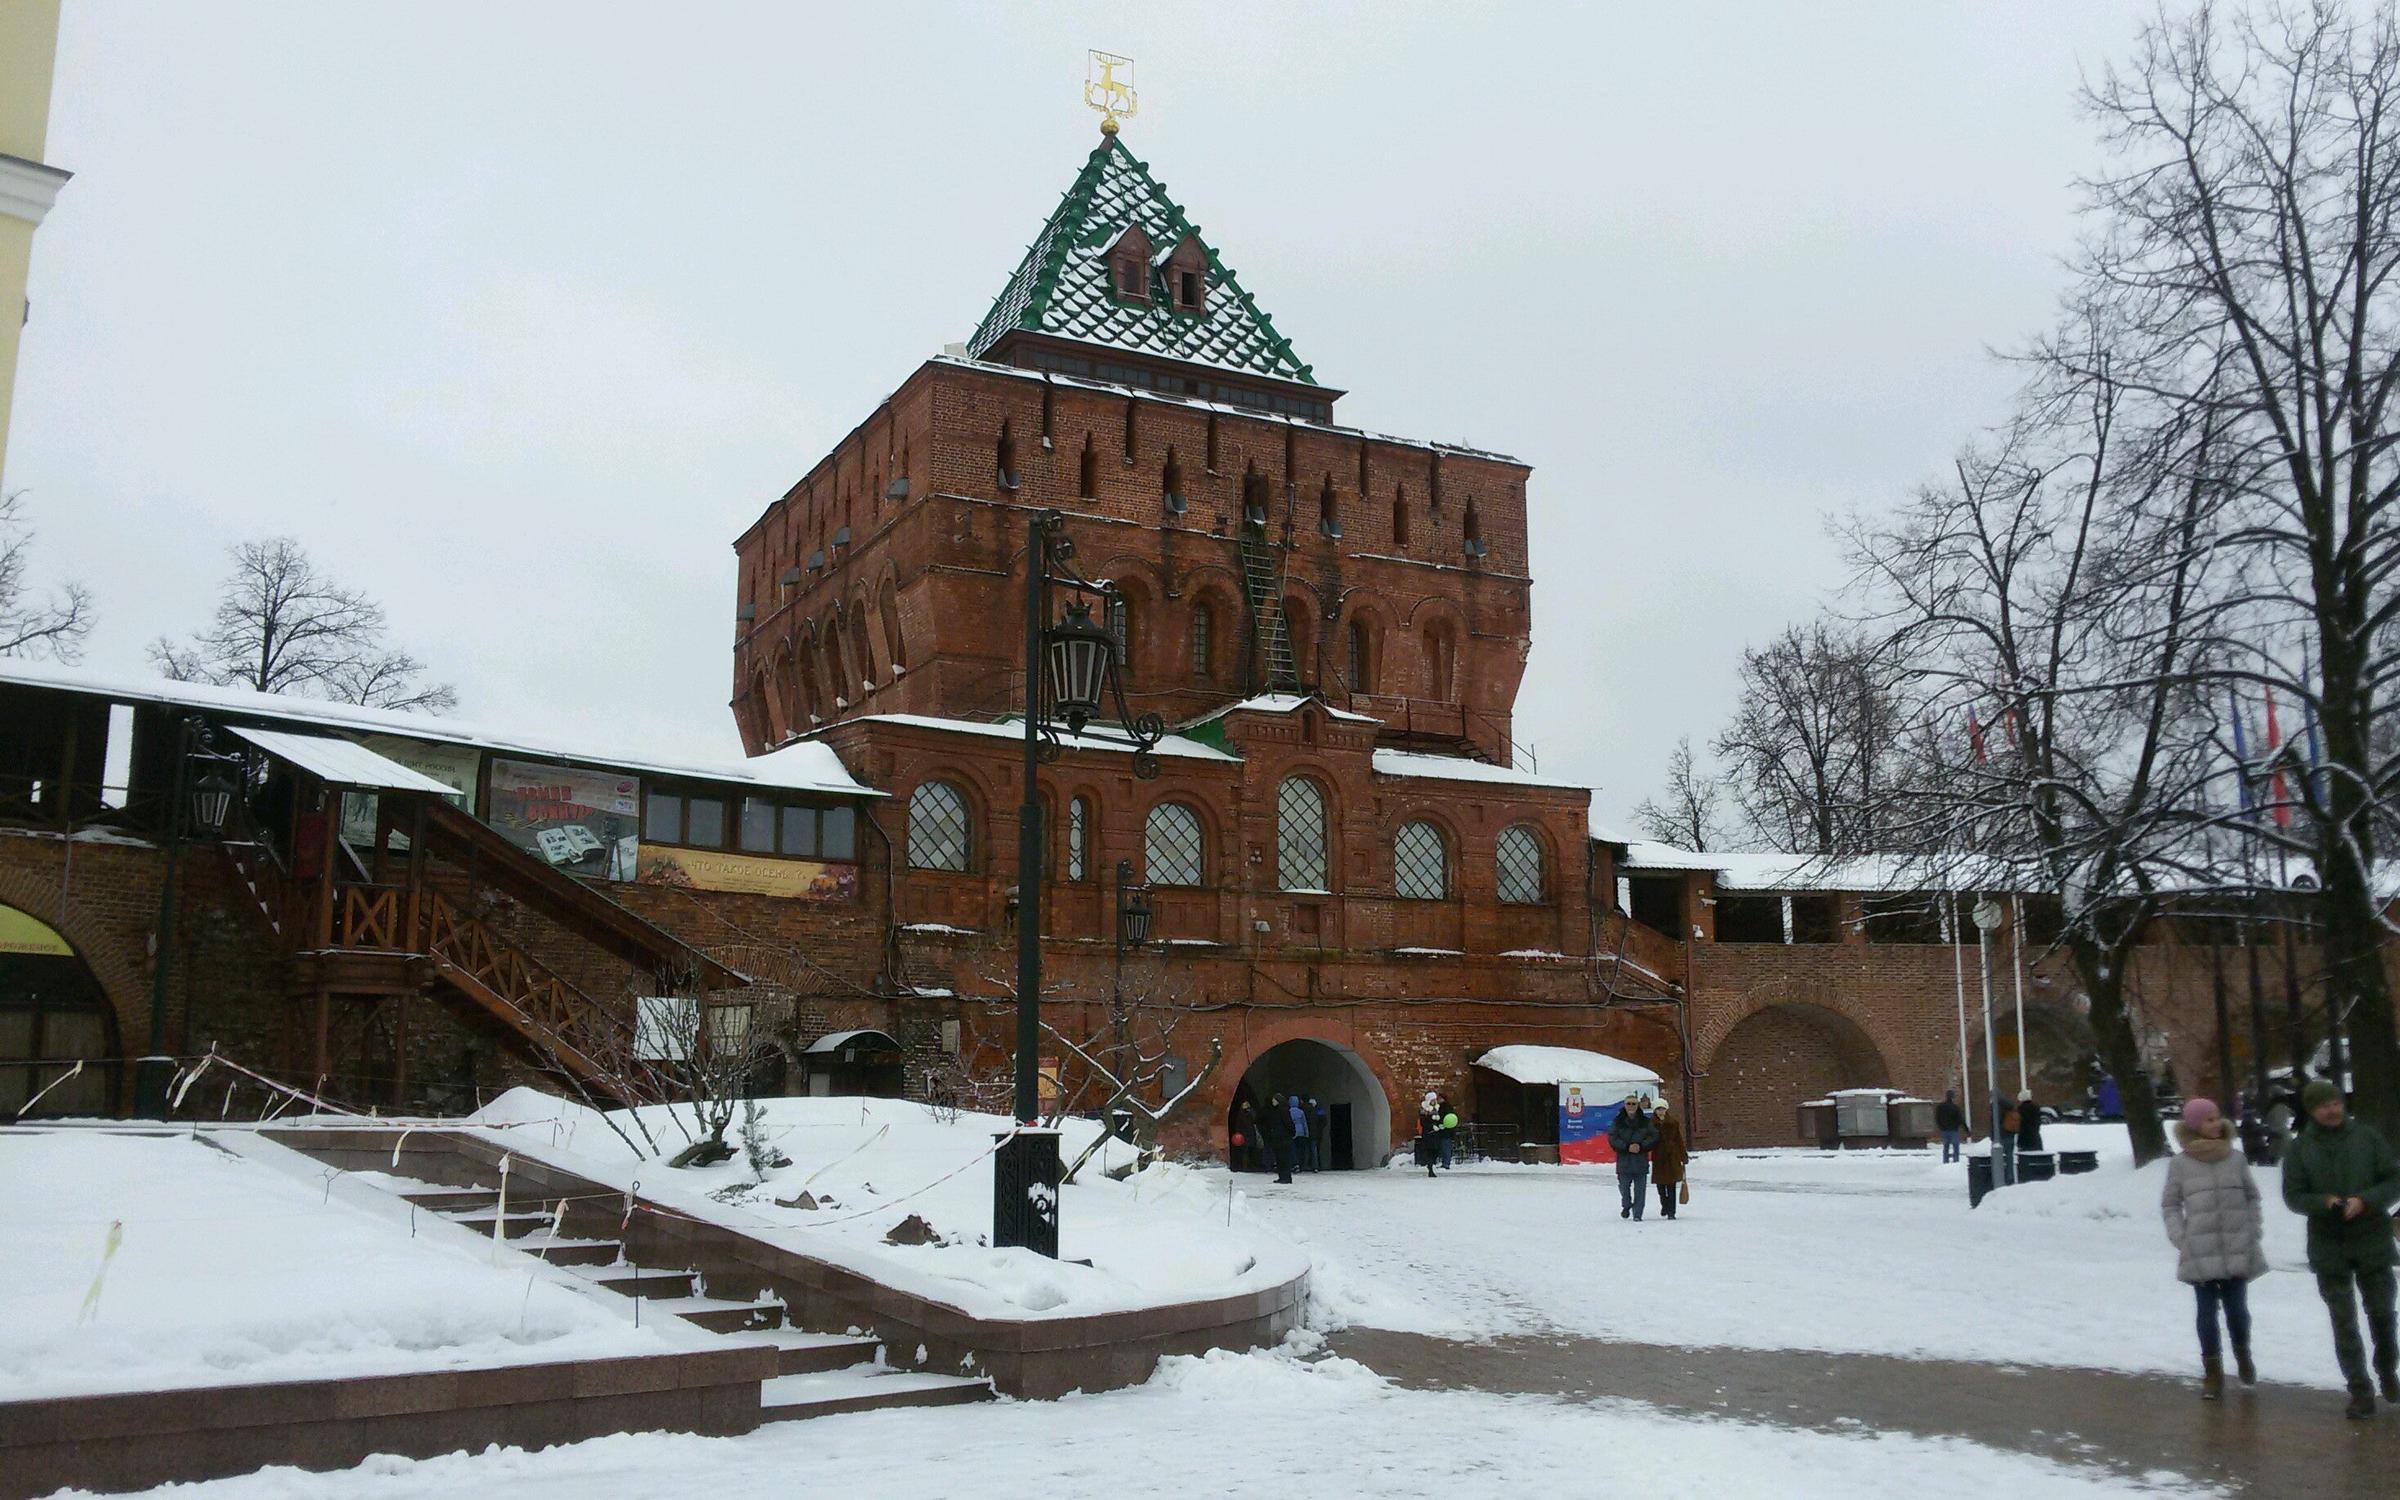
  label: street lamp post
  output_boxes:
[1108,857,1154,1138]
[135,717,240,1118]
[1972,896,2009,1187]
[994,511,1164,1256]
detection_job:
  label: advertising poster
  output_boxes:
[635,845,859,901]
[486,758,640,880]
[1558,1083,1624,1166]
[338,736,483,847]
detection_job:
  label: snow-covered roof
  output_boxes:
[1370,749,1590,792]
[225,727,457,794]
[1180,693,1382,731]
[1614,840,2012,895]
[0,659,882,799]
[803,1028,900,1055]
[844,712,1238,763]
[1474,1045,1663,1091]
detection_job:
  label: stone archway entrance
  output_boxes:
[1228,1037,1393,1171]
[1702,1001,1890,1148]
[0,902,121,1117]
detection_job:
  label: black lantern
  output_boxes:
[1044,598,1117,735]
[1119,882,1155,948]
[189,763,238,836]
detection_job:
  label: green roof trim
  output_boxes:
[967,134,1317,387]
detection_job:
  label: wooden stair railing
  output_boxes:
[420,886,635,1100]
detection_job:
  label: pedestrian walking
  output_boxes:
[1437,1097,1459,1170]
[1651,1098,1687,1220]
[2015,1088,2045,1152]
[1260,1092,1295,1185]
[2280,1080,2400,1419]
[1609,1094,1658,1221]
[1288,1092,1314,1173]
[1310,1096,1330,1171]
[1934,1090,1966,1164]
[1232,1099,1260,1173]
[2161,1098,2267,1400]
[1415,1096,1439,1178]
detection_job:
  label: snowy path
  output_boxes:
[1242,1132,2368,1391]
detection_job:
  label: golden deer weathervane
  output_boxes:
[1085,50,1137,135]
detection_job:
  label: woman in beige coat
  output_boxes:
[2161,1097,2269,1399]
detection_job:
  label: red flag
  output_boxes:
[1967,705,1988,764]
[2264,687,2292,828]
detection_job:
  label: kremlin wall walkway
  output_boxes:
[1332,1328,2397,1498]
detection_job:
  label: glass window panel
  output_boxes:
[1497,825,1545,905]
[39,1010,106,1058]
[1066,797,1088,882]
[0,1011,33,1056]
[1395,820,1449,900]
[908,782,970,872]
[780,805,818,857]
[821,806,857,861]
[685,797,726,848]
[740,797,778,853]
[1275,778,1329,891]
[1143,802,1204,887]
[643,792,683,844]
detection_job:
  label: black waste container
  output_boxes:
[2016,1151,2057,1183]
[1968,1154,1995,1208]
[2058,1149,2100,1176]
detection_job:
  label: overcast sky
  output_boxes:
[9,0,2164,828]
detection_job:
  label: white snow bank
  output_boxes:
[107,1340,2224,1498]
[0,1130,663,1399]
[1474,1044,1662,1091]
[456,1089,1303,1322]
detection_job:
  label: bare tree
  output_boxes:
[0,492,92,660]
[2040,0,2400,1135]
[149,537,457,712]
[1632,736,1728,851]
[1710,622,1912,856]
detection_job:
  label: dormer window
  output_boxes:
[1177,269,1202,309]
[1162,234,1209,314]
[1108,225,1153,305]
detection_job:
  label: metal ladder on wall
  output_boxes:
[1237,530,1298,690]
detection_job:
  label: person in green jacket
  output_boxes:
[2280,1079,2400,1419]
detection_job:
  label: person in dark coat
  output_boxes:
[1609,1095,1659,1221]
[1309,1097,1331,1171]
[1934,1090,1966,1164]
[2015,1089,2045,1152]
[2281,1080,2400,1418]
[1258,1093,1295,1184]
[1232,1099,1262,1173]
[1650,1098,1688,1220]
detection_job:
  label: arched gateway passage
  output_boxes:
[1227,1037,1392,1171]
[0,902,120,1117]
[1702,1001,1890,1149]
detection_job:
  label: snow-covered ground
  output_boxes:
[1266,1122,2357,1389]
[453,1090,1302,1320]
[0,1129,666,1400]
[51,1336,2218,1500]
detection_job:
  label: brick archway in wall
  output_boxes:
[0,866,152,1062]
[1696,978,1900,1149]
[1207,1012,1405,1164]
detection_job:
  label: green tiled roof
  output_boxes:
[967,134,1317,386]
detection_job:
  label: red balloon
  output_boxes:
[1230,1133,1245,1146]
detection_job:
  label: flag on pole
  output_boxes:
[1966,705,1988,764]
[2228,688,2254,814]
[2264,686,2293,829]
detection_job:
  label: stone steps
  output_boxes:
[756,1368,994,1423]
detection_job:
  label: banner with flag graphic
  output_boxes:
[2263,687,2293,829]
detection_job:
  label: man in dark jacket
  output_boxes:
[1934,1090,1966,1163]
[2015,1089,2045,1152]
[1259,1092,1295,1184]
[1609,1095,1659,1221]
[2281,1080,2400,1418]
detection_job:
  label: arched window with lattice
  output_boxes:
[1066,796,1090,882]
[907,780,972,872]
[1394,819,1449,900]
[1276,777,1329,891]
[1497,824,1546,905]
[1143,802,1205,887]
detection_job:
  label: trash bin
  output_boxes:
[2016,1151,2057,1183]
[2058,1149,2100,1176]
[1968,1153,1995,1208]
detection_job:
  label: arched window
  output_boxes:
[1276,777,1329,891]
[1497,824,1545,905]
[1190,602,1214,680]
[907,781,971,872]
[996,421,1017,489]
[1427,623,1457,702]
[1066,796,1090,882]
[1392,485,1411,546]
[1319,474,1338,534]
[1079,434,1098,499]
[1347,619,1376,693]
[1162,446,1184,511]
[1394,819,1449,900]
[1143,802,1204,887]
[879,579,907,673]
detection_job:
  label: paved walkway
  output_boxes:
[1330,1328,2400,1498]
